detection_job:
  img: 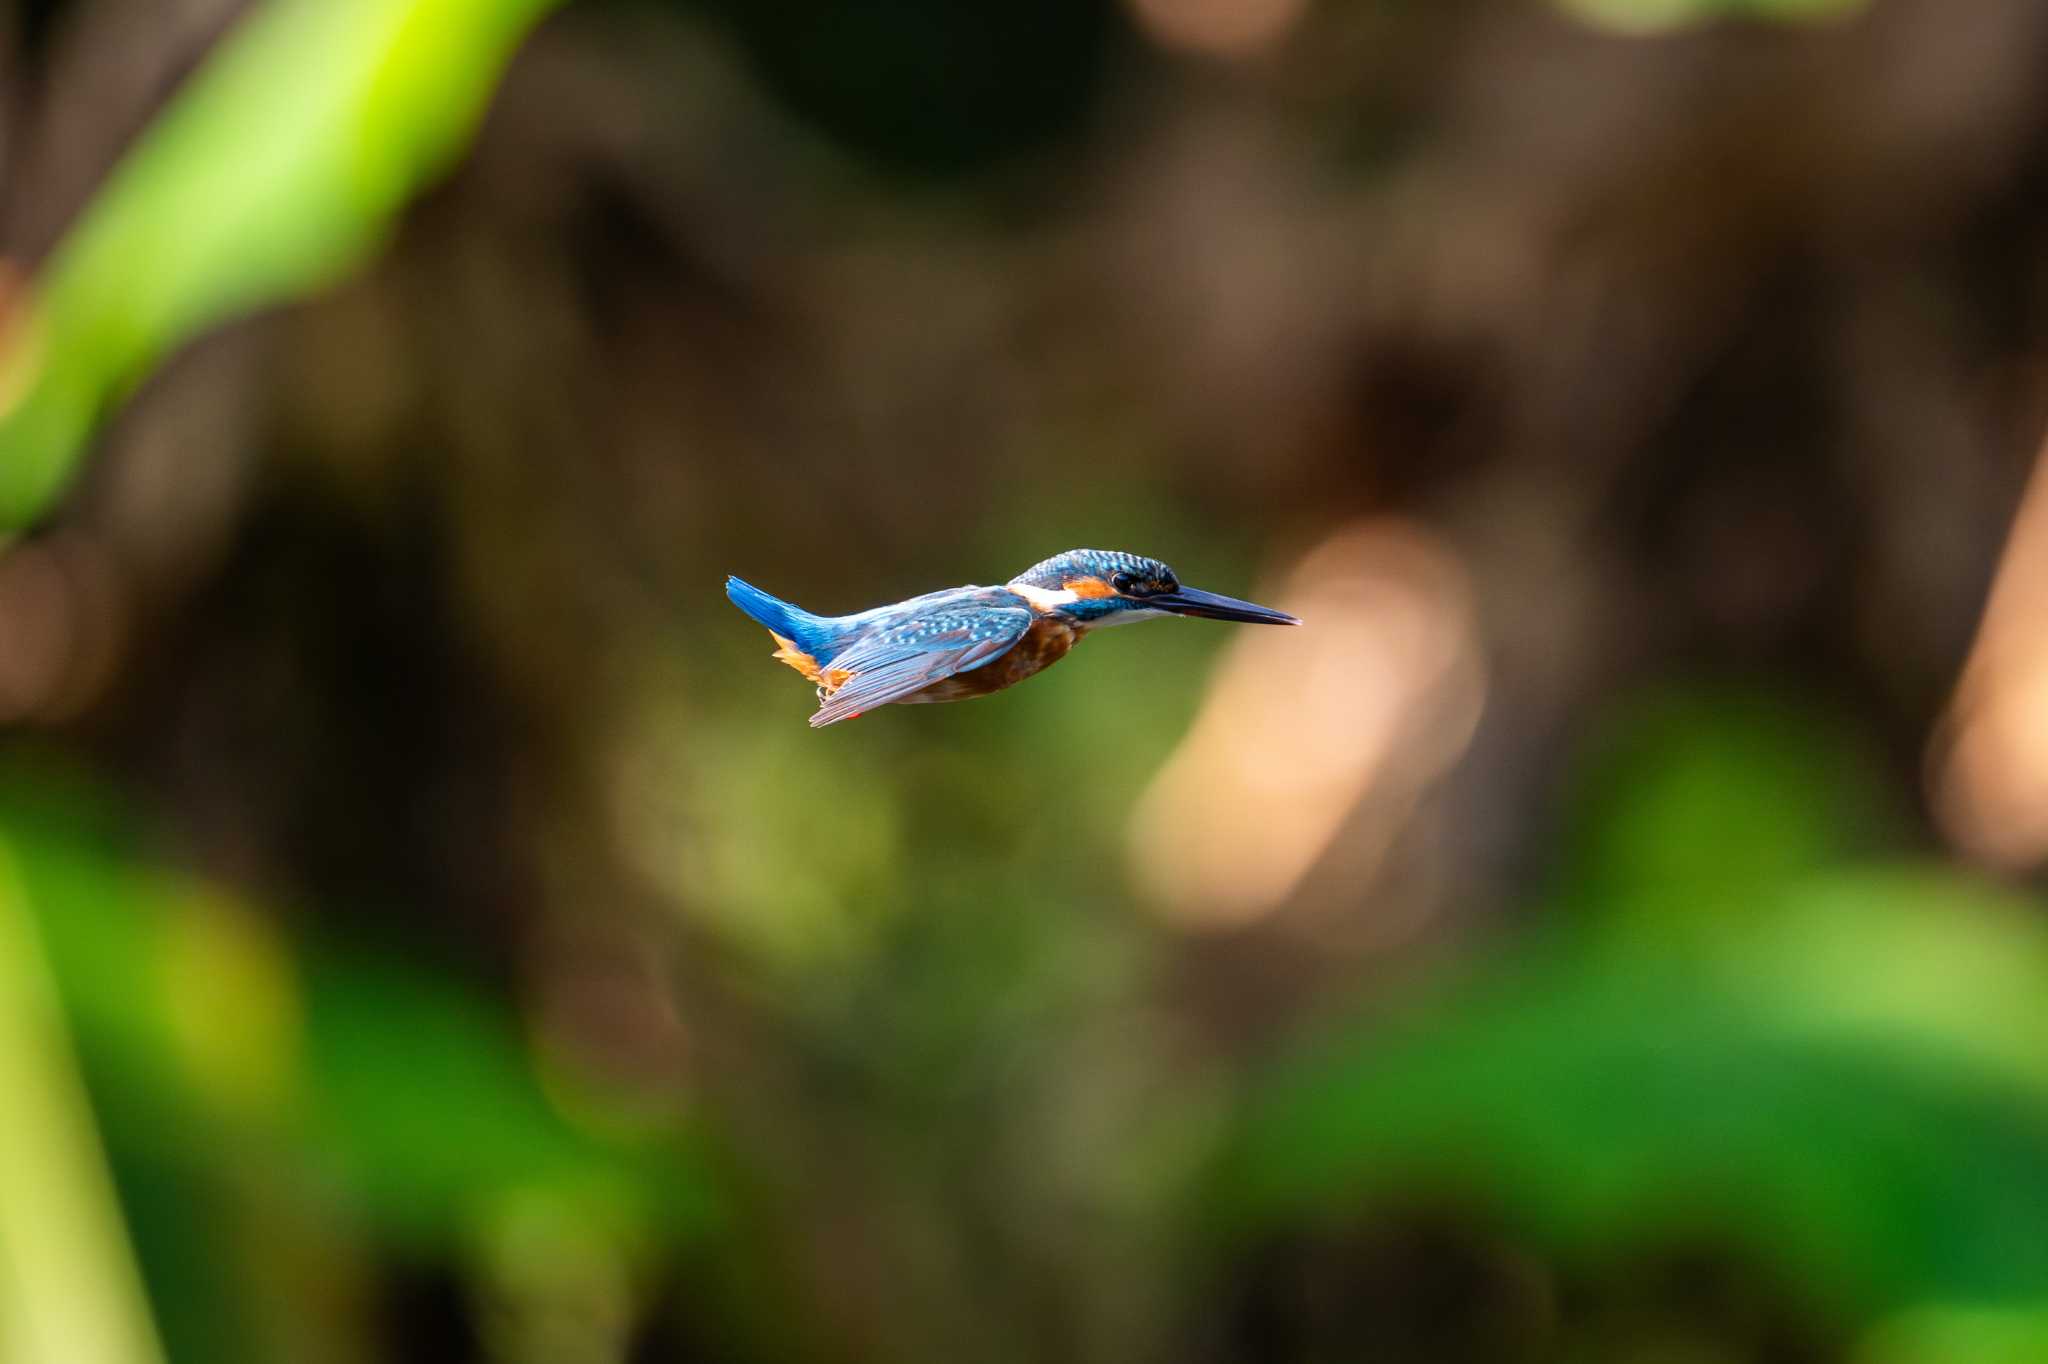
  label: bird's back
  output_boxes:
[829,585,1021,655]
[728,577,1031,689]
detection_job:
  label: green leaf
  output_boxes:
[1555,0,1868,34]
[0,761,724,1359]
[0,0,564,528]
[1556,690,1891,929]
[1214,869,2048,1313]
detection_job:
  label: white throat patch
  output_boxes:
[1009,582,1080,612]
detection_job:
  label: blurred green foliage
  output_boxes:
[1557,0,1868,33]
[0,0,2041,1358]
[1211,696,2048,1360]
[0,840,164,1364]
[0,764,720,1363]
[25,679,2048,1360]
[0,0,563,529]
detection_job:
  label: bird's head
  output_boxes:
[1007,549,1299,627]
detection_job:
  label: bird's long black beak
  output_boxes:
[1151,584,1300,625]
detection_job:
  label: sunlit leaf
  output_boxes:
[0,0,564,528]
[0,838,166,1364]
[1861,1305,2048,1364]
[1556,0,1867,35]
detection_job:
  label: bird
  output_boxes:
[726,549,1300,727]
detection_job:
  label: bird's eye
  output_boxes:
[1110,572,1137,593]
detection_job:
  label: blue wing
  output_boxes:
[810,605,1034,727]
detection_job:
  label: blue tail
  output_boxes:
[725,576,839,659]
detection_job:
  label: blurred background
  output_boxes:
[6,0,2048,1359]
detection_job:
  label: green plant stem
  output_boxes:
[0,840,166,1364]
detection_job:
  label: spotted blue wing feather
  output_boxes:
[810,605,1033,727]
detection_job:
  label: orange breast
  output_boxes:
[899,616,1080,704]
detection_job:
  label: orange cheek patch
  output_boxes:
[1063,576,1117,599]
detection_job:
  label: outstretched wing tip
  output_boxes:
[807,707,860,728]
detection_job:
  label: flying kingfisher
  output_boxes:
[727,549,1300,727]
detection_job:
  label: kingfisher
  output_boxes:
[726,549,1300,727]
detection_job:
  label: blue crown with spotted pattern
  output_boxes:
[1009,549,1172,590]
